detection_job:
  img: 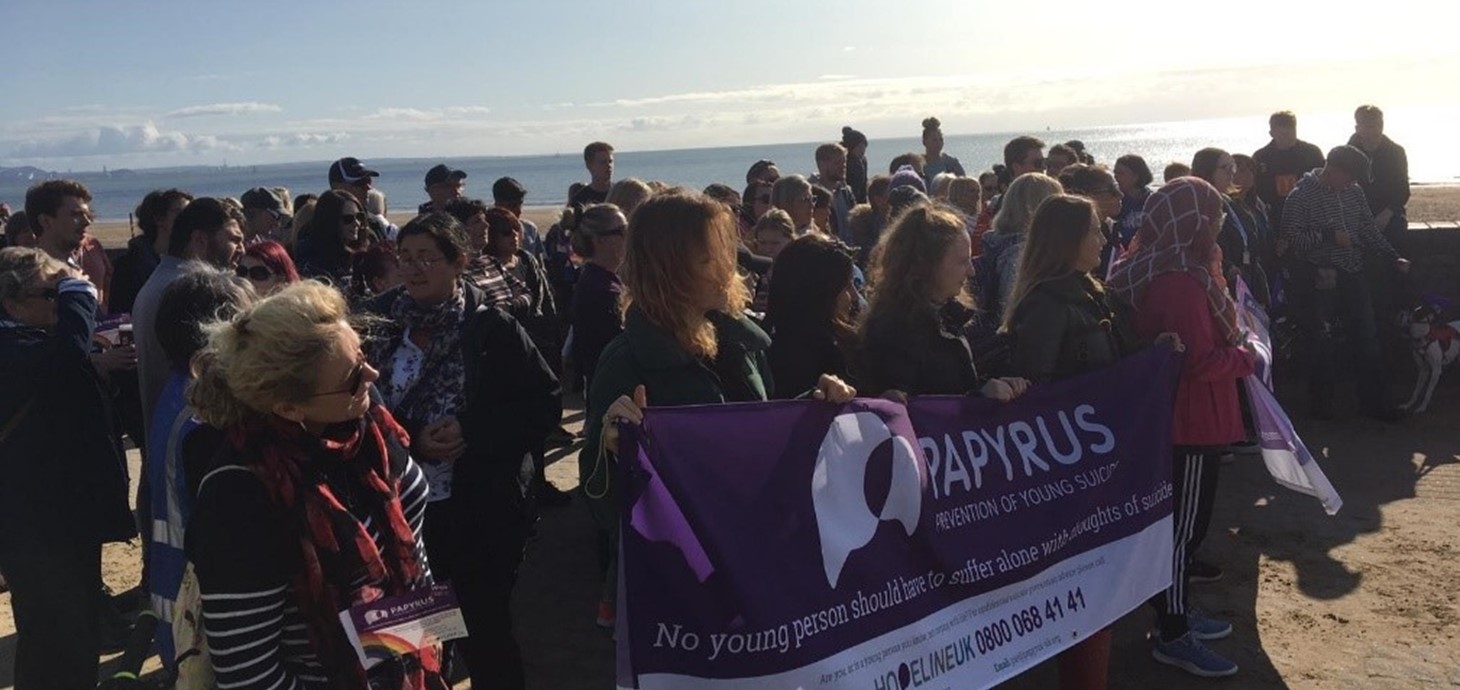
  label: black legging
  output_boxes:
[0,535,103,690]
[422,478,531,690]
[1149,448,1221,641]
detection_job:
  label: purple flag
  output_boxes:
[618,347,1182,689]
[1235,277,1344,515]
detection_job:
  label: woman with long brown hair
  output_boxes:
[1003,195,1180,689]
[860,203,1029,400]
[578,192,855,628]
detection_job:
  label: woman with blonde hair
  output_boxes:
[605,178,653,218]
[859,203,1029,401]
[184,281,445,689]
[975,173,1064,320]
[579,192,854,629]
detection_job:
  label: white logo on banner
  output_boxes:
[811,412,924,588]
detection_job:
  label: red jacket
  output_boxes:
[1135,273,1254,447]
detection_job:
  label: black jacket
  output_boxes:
[0,283,136,547]
[109,234,161,315]
[1006,273,1135,384]
[363,283,562,489]
[1348,133,1410,216]
[861,302,982,396]
[768,327,853,400]
[1253,139,1325,222]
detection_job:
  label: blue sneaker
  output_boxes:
[1187,610,1233,640]
[1152,633,1239,677]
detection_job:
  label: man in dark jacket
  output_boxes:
[110,189,192,315]
[1253,110,1326,225]
[1348,104,1410,243]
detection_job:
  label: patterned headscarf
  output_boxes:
[1106,177,1239,343]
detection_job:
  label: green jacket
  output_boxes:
[579,307,772,518]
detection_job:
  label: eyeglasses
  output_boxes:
[397,255,446,269]
[236,265,275,281]
[310,358,368,398]
[341,213,367,225]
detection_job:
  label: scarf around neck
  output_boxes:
[371,288,469,430]
[227,404,438,688]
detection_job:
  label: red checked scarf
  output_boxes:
[1107,176,1240,344]
[227,404,443,690]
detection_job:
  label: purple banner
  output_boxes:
[618,347,1182,689]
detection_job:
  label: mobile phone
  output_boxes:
[118,323,134,347]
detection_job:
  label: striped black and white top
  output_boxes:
[1279,169,1399,274]
[185,454,431,690]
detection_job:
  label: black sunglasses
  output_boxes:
[310,359,368,398]
[236,265,274,281]
[341,212,367,225]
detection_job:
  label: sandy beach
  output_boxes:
[72,185,1460,250]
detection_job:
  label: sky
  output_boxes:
[1,0,1457,171]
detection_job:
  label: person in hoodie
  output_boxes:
[1107,177,1254,679]
[1279,145,1410,421]
[1252,110,1325,226]
[973,173,1064,323]
[1348,105,1409,243]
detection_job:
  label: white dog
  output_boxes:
[1399,304,1460,414]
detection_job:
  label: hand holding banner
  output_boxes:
[619,347,1184,689]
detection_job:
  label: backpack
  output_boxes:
[967,240,1018,378]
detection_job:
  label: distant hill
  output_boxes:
[0,166,52,182]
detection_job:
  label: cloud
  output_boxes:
[165,102,283,118]
[362,106,492,121]
[8,122,238,158]
[256,132,352,149]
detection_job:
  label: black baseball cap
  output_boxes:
[492,176,527,204]
[329,157,379,184]
[424,164,468,187]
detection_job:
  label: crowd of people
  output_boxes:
[0,103,1414,688]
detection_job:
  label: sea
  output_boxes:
[3,112,1455,222]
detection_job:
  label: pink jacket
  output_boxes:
[1135,273,1254,447]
